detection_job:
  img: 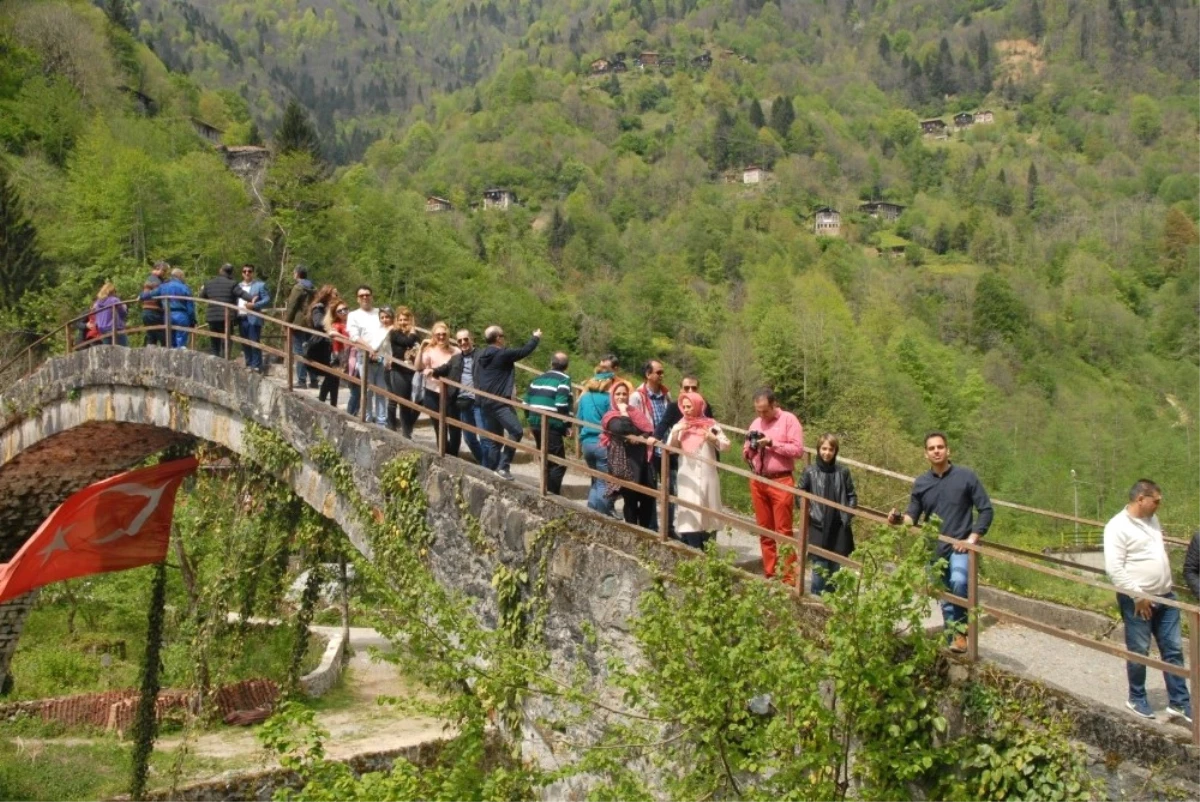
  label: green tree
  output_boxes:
[769,94,794,139]
[1129,94,1162,144]
[1026,163,1040,214]
[103,0,134,32]
[275,100,322,161]
[0,167,47,311]
[973,271,1026,350]
[748,97,765,129]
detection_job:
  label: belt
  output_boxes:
[757,471,792,480]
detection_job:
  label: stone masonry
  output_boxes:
[0,347,1194,793]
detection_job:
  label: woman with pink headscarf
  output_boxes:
[601,379,659,529]
[666,392,729,550]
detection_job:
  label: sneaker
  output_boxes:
[1126,698,1156,720]
[1165,705,1194,725]
[949,635,968,654]
[495,469,514,481]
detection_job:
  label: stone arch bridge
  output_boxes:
[0,346,1195,787]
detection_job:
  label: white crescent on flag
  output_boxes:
[93,482,172,544]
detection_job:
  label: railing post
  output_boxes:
[65,324,73,354]
[438,387,448,457]
[538,414,549,496]
[1189,609,1200,746]
[967,547,979,662]
[285,326,294,391]
[796,496,810,596]
[658,445,670,542]
[223,307,232,359]
[359,354,369,422]
[164,314,172,350]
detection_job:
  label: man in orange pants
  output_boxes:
[742,387,805,581]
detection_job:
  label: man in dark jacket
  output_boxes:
[1185,531,1200,600]
[476,325,540,479]
[431,329,485,464]
[283,266,317,388]
[198,264,251,357]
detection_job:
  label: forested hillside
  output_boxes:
[1,0,1197,529]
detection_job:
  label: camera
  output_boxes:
[746,430,766,450]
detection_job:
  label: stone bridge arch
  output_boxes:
[0,347,415,686]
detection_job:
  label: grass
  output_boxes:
[9,604,323,701]
[0,736,254,801]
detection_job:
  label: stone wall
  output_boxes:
[0,592,35,693]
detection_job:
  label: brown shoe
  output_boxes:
[950,634,968,654]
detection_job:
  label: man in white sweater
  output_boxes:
[1103,479,1192,723]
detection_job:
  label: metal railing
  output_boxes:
[2,297,1198,745]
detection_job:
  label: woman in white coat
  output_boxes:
[667,391,729,550]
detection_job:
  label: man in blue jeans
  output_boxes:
[1104,479,1193,724]
[888,431,993,653]
[475,325,541,480]
[235,264,271,372]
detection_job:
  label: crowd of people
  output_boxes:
[74,264,1197,724]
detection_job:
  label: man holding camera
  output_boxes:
[742,387,805,581]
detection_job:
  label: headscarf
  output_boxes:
[600,379,653,450]
[676,391,717,454]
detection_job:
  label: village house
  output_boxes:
[613,51,627,61]
[483,188,517,210]
[974,109,995,124]
[814,207,841,237]
[637,51,660,67]
[589,58,610,74]
[218,145,271,196]
[859,201,905,221]
[692,51,712,69]
[954,112,974,129]
[743,165,767,185]
[425,196,453,213]
[190,117,224,146]
[611,60,628,72]
[920,118,947,136]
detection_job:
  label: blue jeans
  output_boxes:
[239,318,263,369]
[938,550,970,632]
[811,556,840,597]
[293,332,313,385]
[582,439,615,516]
[367,360,388,424]
[1117,592,1191,710]
[458,401,485,464]
[143,315,164,347]
[169,312,191,349]
[480,402,522,472]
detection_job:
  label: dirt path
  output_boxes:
[157,627,447,764]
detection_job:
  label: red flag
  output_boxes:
[0,457,198,603]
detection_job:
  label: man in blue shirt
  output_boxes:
[235,264,271,373]
[141,268,196,349]
[888,431,993,653]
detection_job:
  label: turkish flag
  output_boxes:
[0,457,198,603]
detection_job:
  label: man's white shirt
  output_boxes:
[1103,508,1172,596]
[347,308,387,351]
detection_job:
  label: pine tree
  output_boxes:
[769,95,794,139]
[275,100,322,160]
[748,99,765,129]
[1030,0,1044,41]
[548,207,571,251]
[1025,163,1039,213]
[878,33,892,62]
[0,169,47,311]
[104,0,134,31]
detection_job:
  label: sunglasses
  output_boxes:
[682,385,698,391]
[336,308,348,314]
[357,293,371,298]
[457,338,471,343]
[651,370,664,375]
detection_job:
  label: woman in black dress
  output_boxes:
[799,433,857,596]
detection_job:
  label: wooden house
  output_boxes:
[953,112,974,129]
[611,60,628,72]
[974,109,995,124]
[425,196,453,213]
[743,165,767,185]
[638,51,660,66]
[483,188,517,210]
[859,201,905,221]
[589,58,611,74]
[920,118,947,136]
[190,117,225,145]
[813,207,841,237]
[692,51,712,69]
